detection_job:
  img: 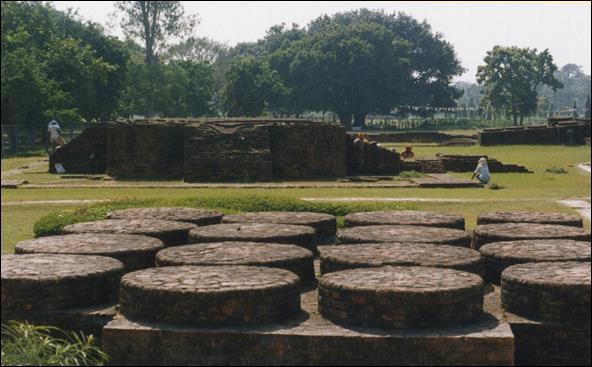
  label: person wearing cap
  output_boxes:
[472,157,491,184]
[47,120,65,150]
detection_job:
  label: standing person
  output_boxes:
[47,120,65,150]
[472,157,491,184]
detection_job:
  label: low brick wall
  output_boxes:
[479,122,591,145]
[364,131,471,143]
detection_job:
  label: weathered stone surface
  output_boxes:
[1,254,123,315]
[319,242,482,276]
[188,223,316,252]
[480,239,591,283]
[120,266,301,326]
[155,242,315,285]
[222,211,336,244]
[318,266,483,329]
[63,219,197,247]
[477,211,583,227]
[501,262,591,323]
[14,234,164,271]
[337,225,471,247]
[102,288,514,366]
[473,223,591,249]
[344,210,465,229]
[107,207,223,226]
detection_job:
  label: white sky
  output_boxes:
[53,1,592,83]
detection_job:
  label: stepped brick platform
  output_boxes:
[501,262,591,324]
[477,211,583,228]
[222,211,337,244]
[344,210,465,229]
[188,223,317,252]
[103,287,514,366]
[155,242,315,285]
[107,207,223,226]
[472,223,591,249]
[480,240,591,283]
[337,225,472,247]
[1,254,123,335]
[319,243,482,276]
[318,266,483,329]
[63,219,197,247]
[15,234,164,271]
[120,266,301,327]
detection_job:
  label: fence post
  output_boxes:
[14,125,19,155]
[32,126,36,151]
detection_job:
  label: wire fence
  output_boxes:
[1,123,86,158]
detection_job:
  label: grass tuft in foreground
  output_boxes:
[1,321,108,366]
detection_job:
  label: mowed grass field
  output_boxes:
[2,143,590,253]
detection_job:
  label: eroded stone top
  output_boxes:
[477,211,583,227]
[64,219,196,235]
[222,211,335,226]
[337,225,471,245]
[122,265,300,293]
[502,261,591,286]
[320,266,482,292]
[320,242,481,268]
[15,234,164,255]
[189,223,315,241]
[156,242,313,266]
[1,254,123,280]
[480,239,591,262]
[345,210,464,229]
[474,223,591,241]
[108,207,223,225]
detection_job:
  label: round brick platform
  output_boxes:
[222,211,337,244]
[120,265,301,326]
[480,240,591,284]
[318,266,483,329]
[15,234,164,271]
[477,211,583,228]
[337,225,471,247]
[501,262,591,323]
[344,210,465,230]
[1,254,123,314]
[107,207,223,226]
[188,223,316,252]
[155,242,315,285]
[63,219,197,247]
[472,223,591,249]
[319,243,482,276]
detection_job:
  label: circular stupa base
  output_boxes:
[63,219,197,246]
[120,266,301,326]
[480,239,591,284]
[477,211,583,228]
[1,254,123,315]
[319,242,482,276]
[222,211,337,244]
[15,234,164,271]
[501,261,591,323]
[156,242,315,285]
[188,223,316,252]
[337,225,471,247]
[318,266,483,329]
[345,210,465,230]
[472,223,590,249]
[107,207,223,226]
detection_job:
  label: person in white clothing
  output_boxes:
[472,157,491,184]
[47,120,65,149]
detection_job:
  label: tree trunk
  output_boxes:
[353,112,367,129]
[519,114,524,126]
[337,111,352,130]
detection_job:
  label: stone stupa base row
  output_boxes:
[102,289,514,366]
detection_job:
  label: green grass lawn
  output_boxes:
[1,144,589,253]
[1,156,45,173]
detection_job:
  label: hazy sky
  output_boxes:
[53,1,592,82]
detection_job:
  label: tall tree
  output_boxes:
[477,46,562,125]
[114,1,197,64]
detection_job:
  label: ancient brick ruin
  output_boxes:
[479,119,591,145]
[2,208,591,365]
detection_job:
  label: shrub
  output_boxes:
[1,321,108,366]
[398,171,424,179]
[33,195,416,237]
[488,183,505,190]
[546,167,568,174]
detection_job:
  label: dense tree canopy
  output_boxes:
[477,46,562,125]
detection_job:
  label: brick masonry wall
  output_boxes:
[49,125,107,174]
[478,123,591,146]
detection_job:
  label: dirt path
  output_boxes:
[578,163,591,174]
[557,199,591,221]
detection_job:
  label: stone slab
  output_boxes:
[344,210,465,229]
